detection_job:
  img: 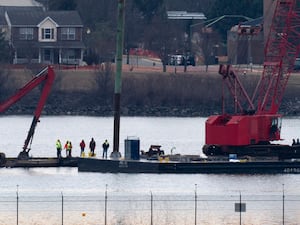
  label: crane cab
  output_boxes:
[205,114,282,146]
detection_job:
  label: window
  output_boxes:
[19,28,33,40]
[42,28,54,40]
[61,28,75,40]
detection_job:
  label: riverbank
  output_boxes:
[1,67,300,117]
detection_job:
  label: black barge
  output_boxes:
[1,157,78,168]
[78,157,300,174]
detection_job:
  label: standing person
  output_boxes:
[89,138,96,156]
[102,139,109,159]
[80,139,86,157]
[68,141,73,157]
[64,141,72,158]
[64,141,69,157]
[56,139,62,159]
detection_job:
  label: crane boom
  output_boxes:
[255,0,300,114]
[218,64,255,113]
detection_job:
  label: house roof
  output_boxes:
[7,10,83,27]
[0,6,43,26]
[240,17,263,27]
[0,0,42,7]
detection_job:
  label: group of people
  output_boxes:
[56,140,73,158]
[56,138,110,159]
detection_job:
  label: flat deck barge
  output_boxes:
[2,156,300,174]
[1,157,78,168]
[78,157,300,174]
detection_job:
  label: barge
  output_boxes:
[1,143,300,174]
[1,155,300,174]
[76,142,300,174]
[77,157,300,174]
[1,157,78,168]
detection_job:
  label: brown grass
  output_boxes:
[1,67,300,116]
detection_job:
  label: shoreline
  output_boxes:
[1,68,300,117]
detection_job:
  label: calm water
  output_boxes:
[0,116,299,225]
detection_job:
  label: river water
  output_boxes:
[0,115,300,225]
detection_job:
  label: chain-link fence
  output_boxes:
[0,192,299,225]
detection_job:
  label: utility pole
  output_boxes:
[112,0,125,159]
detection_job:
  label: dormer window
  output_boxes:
[42,28,54,40]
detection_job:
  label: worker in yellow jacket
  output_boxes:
[56,139,62,159]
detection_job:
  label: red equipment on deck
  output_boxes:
[203,0,300,157]
[0,66,55,159]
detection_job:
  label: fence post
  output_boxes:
[282,184,285,225]
[61,192,64,225]
[194,184,197,225]
[150,191,153,225]
[105,184,108,225]
[16,185,19,225]
[239,192,242,225]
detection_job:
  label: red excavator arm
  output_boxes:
[0,66,55,159]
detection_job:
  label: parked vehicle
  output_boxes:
[294,58,300,71]
[167,54,195,66]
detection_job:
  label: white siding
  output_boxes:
[39,19,57,42]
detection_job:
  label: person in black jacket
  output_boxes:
[102,140,109,159]
[89,138,96,156]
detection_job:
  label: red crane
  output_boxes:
[203,0,300,158]
[0,66,55,160]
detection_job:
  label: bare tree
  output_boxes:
[96,62,114,103]
[199,28,221,71]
